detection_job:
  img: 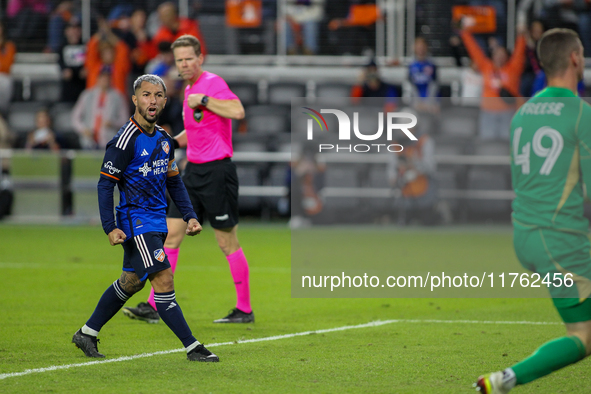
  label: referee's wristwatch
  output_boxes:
[201,95,209,107]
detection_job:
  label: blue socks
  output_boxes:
[154,291,198,348]
[85,280,131,333]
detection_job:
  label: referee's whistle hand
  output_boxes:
[186,219,202,236]
[108,229,127,246]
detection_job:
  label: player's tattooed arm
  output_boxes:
[119,271,145,294]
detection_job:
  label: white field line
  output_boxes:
[0,318,562,381]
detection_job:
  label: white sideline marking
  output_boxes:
[0,318,562,381]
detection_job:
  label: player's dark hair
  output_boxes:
[171,34,202,57]
[537,28,581,78]
[133,74,167,95]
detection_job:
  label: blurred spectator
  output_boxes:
[531,70,585,97]
[520,19,544,96]
[285,0,325,55]
[46,0,77,53]
[84,17,131,96]
[0,113,13,170]
[58,19,86,103]
[152,2,208,56]
[460,22,526,140]
[0,22,16,114]
[107,5,155,80]
[387,118,438,225]
[351,59,398,111]
[6,0,50,41]
[0,113,13,220]
[25,108,60,151]
[107,4,136,49]
[461,61,484,104]
[328,0,379,55]
[408,36,439,112]
[467,0,507,49]
[71,68,129,149]
[519,0,591,53]
[157,70,184,136]
[129,9,156,75]
[449,35,483,103]
[145,41,174,76]
[290,143,325,228]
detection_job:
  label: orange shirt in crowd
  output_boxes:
[460,30,525,111]
[152,18,208,56]
[85,37,131,96]
[0,41,16,74]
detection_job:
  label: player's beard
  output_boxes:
[139,105,161,124]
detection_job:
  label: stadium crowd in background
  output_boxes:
[71,67,129,149]
[25,108,59,151]
[459,18,526,140]
[0,21,16,115]
[57,18,86,103]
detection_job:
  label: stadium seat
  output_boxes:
[7,101,46,134]
[237,165,262,213]
[323,164,360,215]
[267,82,306,105]
[31,80,62,104]
[50,102,75,134]
[466,168,511,219]
[11,79,23,102]
[197,15,229,54]
[244,105,290,136]
[234,141,266,153]
[50,102,80,149]
[228,82,259,107]
[437,106,479,140]
[315,82,353,106]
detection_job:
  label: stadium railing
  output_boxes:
[0,148,513,222]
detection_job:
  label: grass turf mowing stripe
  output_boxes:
[0,318,562,381]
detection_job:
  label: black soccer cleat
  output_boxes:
[213,308,255,323]
[72,329,105,358]
[122,302,160,324]
[187,344,219,362]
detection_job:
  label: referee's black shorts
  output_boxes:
[168,158,239,229]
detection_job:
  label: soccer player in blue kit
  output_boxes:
[71,74,218,362]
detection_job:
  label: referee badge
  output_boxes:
[193,108,204,122]
[162,141,170,154]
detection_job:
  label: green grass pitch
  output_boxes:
[1,224,589,393]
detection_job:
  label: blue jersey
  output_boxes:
[98,116,196,238]
[408,59,438,98]
[531,70,585,97]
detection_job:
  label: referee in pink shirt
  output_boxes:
[122,34,252,324]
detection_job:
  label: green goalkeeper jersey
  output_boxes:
[511,86,591,234]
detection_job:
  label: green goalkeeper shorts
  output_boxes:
[513,221,591,323]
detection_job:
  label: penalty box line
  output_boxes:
[0,318,562,380]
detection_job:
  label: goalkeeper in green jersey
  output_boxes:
[476,28,591,394]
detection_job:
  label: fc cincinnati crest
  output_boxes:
[154,249,165,262]
[162,141,170,154]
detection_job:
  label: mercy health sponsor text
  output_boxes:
[302,272,575,292]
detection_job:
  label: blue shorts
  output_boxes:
[122,232,170,281]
